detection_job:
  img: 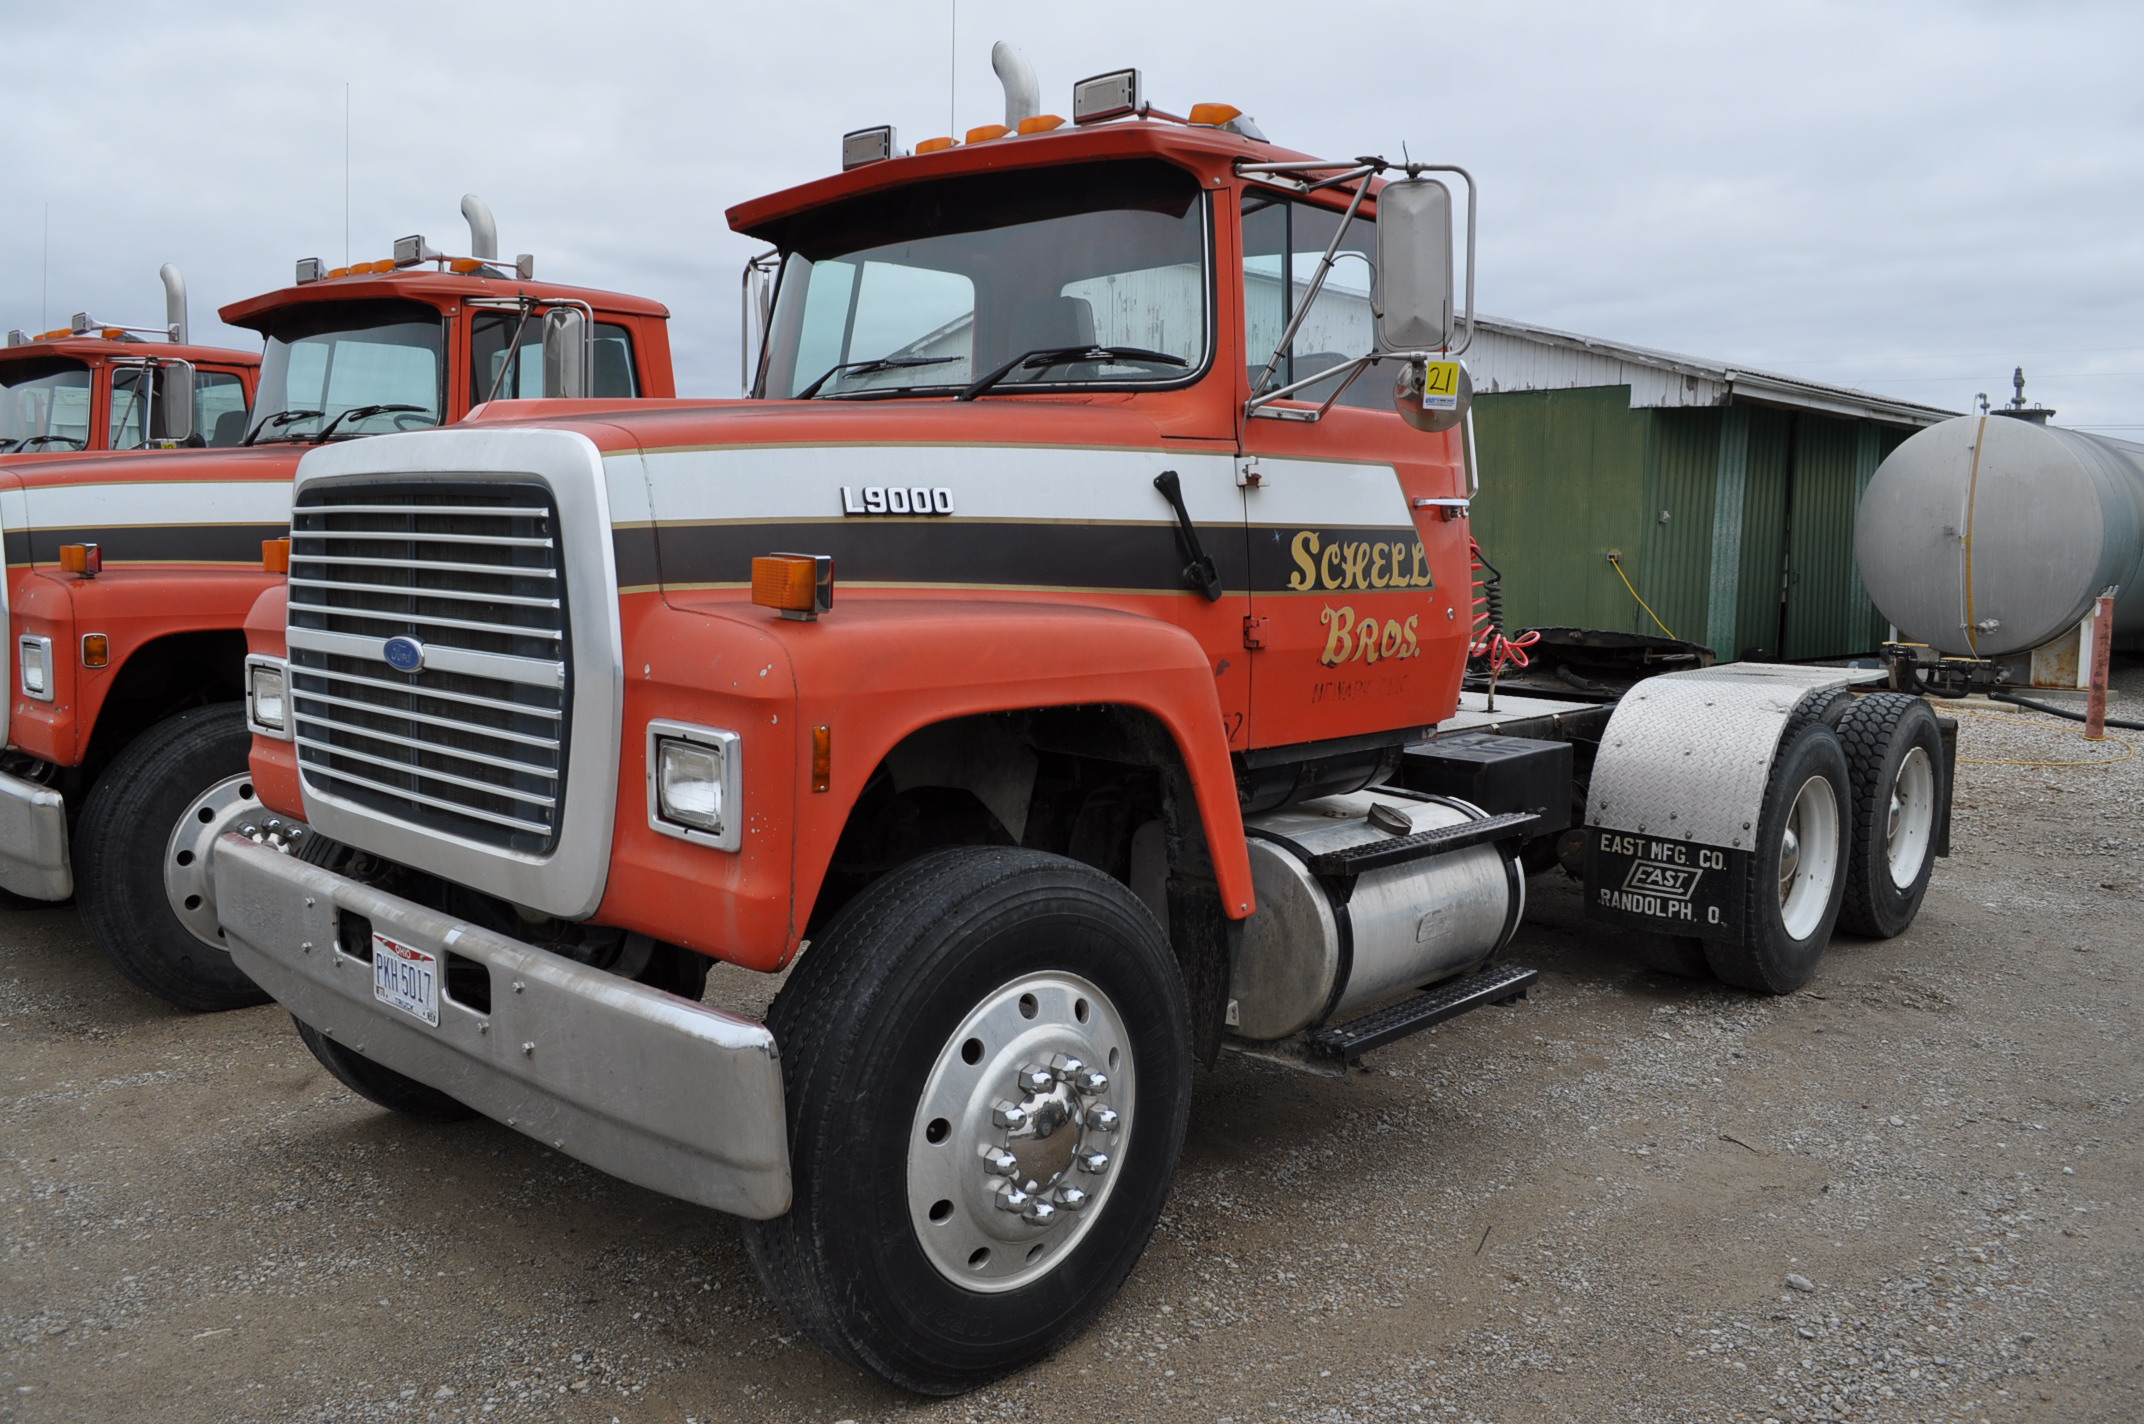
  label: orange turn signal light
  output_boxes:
[1016,114,1065,134]
[326,267,351,280]
[263,538,291,573]
[448,258,486,274]
[1188,102,1243,127]
[964,123,1011,144]
[750,553,833,621]
[58,543,101,577]
[34,328,70,341]
[80,633,109,669]
[915,135,958,154]
[811,725,831,793]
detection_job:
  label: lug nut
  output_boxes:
[995,1182,1032,1213]
[1021,1198,1058,1226]
[980,1147,1019,1177]
[1015,1063,1056,1093]
[991,1100,1029,1130]
[1053,1186,1089,1211]
[1077,1149,1110,1175]
[1073,1068,1109,1095]
[1086,1106,1120,1134]
[1049,1053,1086,1077]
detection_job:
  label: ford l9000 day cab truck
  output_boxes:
[212,52,1955,1393]
[3,265,257,456]
[0,197,673,1012]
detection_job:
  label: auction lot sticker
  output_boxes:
[1585,828,1745,939]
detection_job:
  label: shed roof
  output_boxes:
[1467,315,1959,428]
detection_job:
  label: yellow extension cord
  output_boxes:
[1608,553,1677,639]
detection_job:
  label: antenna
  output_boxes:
[344,84,352,267]
[948,0,958,135]
[40,204,48,331]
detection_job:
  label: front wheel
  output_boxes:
[74,704,272,1012]
[742,847,1192,1395]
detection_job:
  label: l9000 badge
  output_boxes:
[841,486,954,516]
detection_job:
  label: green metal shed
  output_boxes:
[1463,318,1955,661]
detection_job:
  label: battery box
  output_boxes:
[1395,732,1573,833]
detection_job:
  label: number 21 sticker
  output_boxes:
[1419,360,1461,411]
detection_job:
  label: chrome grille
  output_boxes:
[287,482,569,854]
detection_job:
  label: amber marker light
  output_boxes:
[58,543,101,577]
[964,123,1011,144]
[915,136,958,154]
[80,633,109,669]
[1016,114,1065,134]
[262,538,291,573]
[1187,103,1243,126]
[812,725,831,793]
[750,553,833,621]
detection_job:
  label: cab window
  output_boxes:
[0,357,93,452]
[470,312,639,404]
[1241,192,1382,410]
[196,370,249,446]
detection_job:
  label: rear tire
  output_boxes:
[1704,722,1850,994]
[294,1017,476,1123]
[742,847,1193,1395]
[1833,693,1944,939]
[74,705,272,1012]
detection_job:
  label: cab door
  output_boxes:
[1234,190,1471,750]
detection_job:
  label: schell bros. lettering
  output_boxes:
[840,486,955,516]
[1287,530,1433,592]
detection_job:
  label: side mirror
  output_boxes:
[1374,178,1454,354]
[152,359,197,444]
[541,307,589,399]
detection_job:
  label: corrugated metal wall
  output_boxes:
[1472,389,1916,661]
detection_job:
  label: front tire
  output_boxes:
[294,1017,477,1123]
[1833,693,1944,939]
[743,847,1193,1395]
[74,704,272,1012]
[1704,721,1851,994]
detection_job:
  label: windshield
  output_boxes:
[250,299,445,441]
[0,357,93,452]
[760,158,1209,399]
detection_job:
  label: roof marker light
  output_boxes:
[964,123,1011,144]
[1016,114,1064,135]
[841,126,898,170]
[1072,68,1140,123]
[449,258,486,274]
[915,136,958,154]
[1187,103,1241,126]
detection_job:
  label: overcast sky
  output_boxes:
[6,1,2140,430]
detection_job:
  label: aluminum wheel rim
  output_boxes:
[162,773,258,948]
[1776,774,1840,941]
[907,971,1133,1293]
[1885,746,1936,889]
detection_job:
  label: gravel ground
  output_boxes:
[4,670,2140,1423]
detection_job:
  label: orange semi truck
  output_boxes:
[3,266,257,454]
[213,55,1954,1393]
[0,198,673,1012]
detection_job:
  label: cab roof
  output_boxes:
[219,267,670,330]
[0,336,259,367]
[727,117,1319,241]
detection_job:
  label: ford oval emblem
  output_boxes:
[382,636,426,673]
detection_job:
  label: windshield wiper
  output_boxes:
[957,345,1188,402]
[243,409,325,446]
[14,435,87,452]
[312,403,431,442]
[795,355,959,400]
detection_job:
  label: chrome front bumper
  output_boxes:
[0,769,71,900]
[211,836,791,1218]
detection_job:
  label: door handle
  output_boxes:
[1153,469,1223,603]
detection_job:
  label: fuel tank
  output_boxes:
[1856,414,2144,658]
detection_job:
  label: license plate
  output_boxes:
[1585,828,1745,939]
[372,932,440,1026]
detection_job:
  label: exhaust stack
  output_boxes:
[992,42,1039,128]
[160,265,187,345]
[461,195,498,261]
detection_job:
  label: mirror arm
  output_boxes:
[1248,163,1380,398]
[740,249,778,398]
[1245,353,1381,421]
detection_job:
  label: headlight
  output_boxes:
[18,636,53,701]
[646,721,742,851]
[245,655,290,738]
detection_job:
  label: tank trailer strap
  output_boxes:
[1306,963,1538,1065]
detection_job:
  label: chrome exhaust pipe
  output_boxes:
[991,41,1039,128]
[160,264,187,345]
[460,195,498,261]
